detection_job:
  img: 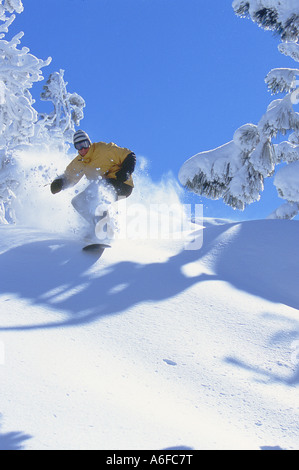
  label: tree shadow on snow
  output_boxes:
[225,355,299,386]
[210,219,299,311]
[0,237,213,330]
[0,219,298,333]
[0,420,32,450]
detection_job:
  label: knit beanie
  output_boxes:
[73,130,91,145]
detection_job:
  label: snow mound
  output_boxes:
[0,218,298,450]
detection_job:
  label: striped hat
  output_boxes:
[73,129,91,145]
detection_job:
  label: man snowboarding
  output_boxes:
[50,130,136,244]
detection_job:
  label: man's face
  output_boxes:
[75,139,91,157]
[78,146,90,157]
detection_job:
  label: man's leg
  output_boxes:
[71,181,100,226]
[94,181,133,241]
[71,180,133,241]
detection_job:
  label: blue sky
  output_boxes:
[8,0,298,220]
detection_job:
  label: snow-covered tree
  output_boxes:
[35,69,86,152]
[0,2,85,224]
[0,0,51,223]
[179,0,299,219]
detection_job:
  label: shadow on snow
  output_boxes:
[0,219,298,332]
[0,421,32,450]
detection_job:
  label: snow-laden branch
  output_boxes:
[275,140,299,163]
[36,69,85,152]
[0,0,24,16]
[178,2,299,219]
[279,42,299,63]
[179,90,299,217]
[265,68,299,94]
[267,201,299,219]
[0,31,51,149]
[274,160,299,203]
[232,0,299,41]
[178,137,265,211]
[258,93,299,137]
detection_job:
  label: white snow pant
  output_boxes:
[71,181,116,240]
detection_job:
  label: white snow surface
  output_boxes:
[0,217,298,450]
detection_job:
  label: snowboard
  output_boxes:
[82,243,111,253]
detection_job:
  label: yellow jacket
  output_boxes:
[64,142,134,187]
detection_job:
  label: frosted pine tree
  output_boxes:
[179,0,299,219]
[0,0,51,223]
[35,69,86,152]
[0,2,85,224]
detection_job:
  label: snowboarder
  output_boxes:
[50,130,136,242]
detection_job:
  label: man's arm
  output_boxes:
[115,152,136,182]
[51,156,84,194]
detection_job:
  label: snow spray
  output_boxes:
[12,152,204,249]
[12,148,82,234]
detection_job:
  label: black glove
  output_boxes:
[51,178,64,194]
[115,168,130,183]
[115,152,136,182]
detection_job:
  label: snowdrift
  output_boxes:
[0,218,298,450]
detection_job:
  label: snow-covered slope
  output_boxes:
[0,219,298,450]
